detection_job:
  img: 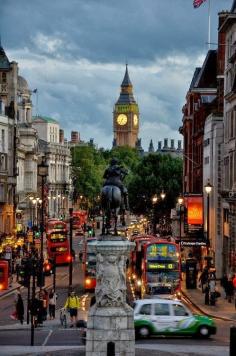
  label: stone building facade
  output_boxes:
[0,43,39,231]
[218,3,236,274]
[33,116,71,219]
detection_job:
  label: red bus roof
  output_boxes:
[47,220,67,232]
[130,234,156,242]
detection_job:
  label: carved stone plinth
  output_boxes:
[86,236,135,356]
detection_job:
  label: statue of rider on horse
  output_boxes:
[101,158,129,235]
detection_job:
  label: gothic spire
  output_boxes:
[121,64,132,87]
[116,65,136,104]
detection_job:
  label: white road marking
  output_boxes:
[42,329,53,346]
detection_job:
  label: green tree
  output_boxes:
[71,145,107,206]
[128,153,183,215]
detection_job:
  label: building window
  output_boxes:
[224,156,229,189]
[203,138,210,147]
[1,129,5,152]
[204,156,209,164]
[1,73,6,83]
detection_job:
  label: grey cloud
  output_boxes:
[1,0,232,149]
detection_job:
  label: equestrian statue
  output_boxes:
[101,158,129,235]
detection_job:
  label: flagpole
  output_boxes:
[208,0,211,50]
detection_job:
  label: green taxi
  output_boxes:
[134,298,216,339]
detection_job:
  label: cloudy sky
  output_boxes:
[0,0,232,150]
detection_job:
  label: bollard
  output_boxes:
[230,326,236,356]
[107,341,115,356]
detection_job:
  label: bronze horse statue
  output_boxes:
[101,185,126,235]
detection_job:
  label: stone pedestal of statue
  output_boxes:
[86,236,135,356]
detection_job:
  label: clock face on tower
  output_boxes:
[117,114,127,125]
[133,114,138,126]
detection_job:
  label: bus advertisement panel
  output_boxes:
[46,220,70,265]
[141,240,181,298]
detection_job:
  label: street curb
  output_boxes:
[0,284,22,300]
[182,290,236,322]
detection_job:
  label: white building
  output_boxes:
[33,116,71,218]
[203,114,224,278]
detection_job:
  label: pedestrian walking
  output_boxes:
[232,274,236,290]
[37,293,44,326]
[64,290,81,328]
[48,289,57,319]
[227,278,234,303]
[204,281,210,305]
[221,274,228,299]
[16,293,24,324]
[199,267,208,293]
[209,277,216,306]
[42,289,49,321]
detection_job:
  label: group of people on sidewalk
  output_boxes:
[199,267,220,306]
[11,287,57,326]
[199,266,236,307]
[11,286,83,329]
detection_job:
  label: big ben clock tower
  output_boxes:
[113,65,139,147]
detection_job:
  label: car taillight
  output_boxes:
[85,278,91,285]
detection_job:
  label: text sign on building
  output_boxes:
[185,196,203,225]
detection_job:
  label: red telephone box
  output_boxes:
[0,260,9,290]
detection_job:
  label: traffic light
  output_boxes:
[36,260,45,287]
[18,258,30,287]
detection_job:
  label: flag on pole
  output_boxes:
[193,0,207,8]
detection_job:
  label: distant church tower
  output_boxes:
[113,65,139,147]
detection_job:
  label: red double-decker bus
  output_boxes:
[72,210,87,230]
[140,240,181,298]
[46,219,71,265]
[82,237,97,291]
[129,234,157,294]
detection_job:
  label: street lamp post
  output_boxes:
[69,207,73,287]
[177,196,184,247]
[152,194,158,235]
[38,158,49,287]
[204,181,213,263]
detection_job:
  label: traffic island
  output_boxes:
[86,235,135,356]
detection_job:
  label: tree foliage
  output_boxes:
[71,145,182,217]
[71,145,107,203]
[128,153,183,215]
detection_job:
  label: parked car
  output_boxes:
[134,298,216,339]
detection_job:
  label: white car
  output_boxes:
[134,298,216,339]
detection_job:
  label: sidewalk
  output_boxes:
[181,276,236,321]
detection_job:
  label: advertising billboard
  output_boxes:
[185,196,203,225]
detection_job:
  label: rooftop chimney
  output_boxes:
[163,138,168,149]
[59,129,64,144]
[71,131,79,143]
